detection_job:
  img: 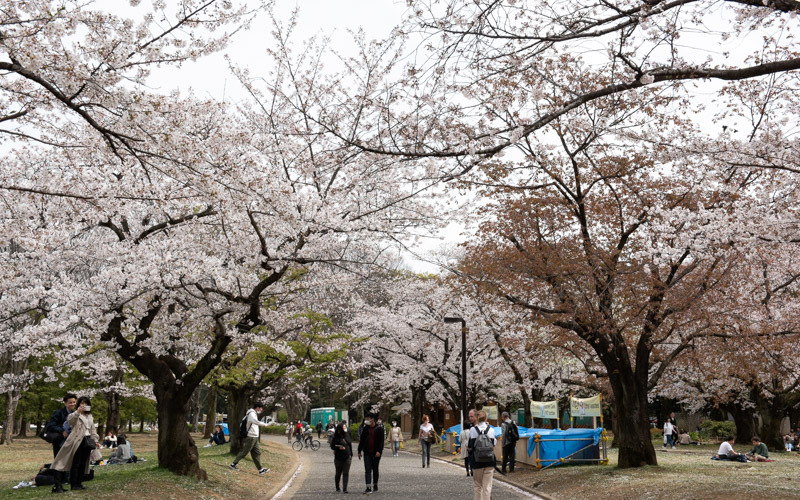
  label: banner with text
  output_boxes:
[483,405,498,420]
[530,400,559,420]
[570,395,602,417]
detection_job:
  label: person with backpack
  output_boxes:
[467,410,497,500]
[229,402,271,475]
[500,411,519,473]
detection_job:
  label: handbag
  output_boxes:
[82,436,97,449]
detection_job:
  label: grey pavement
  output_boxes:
[268,436,536,499]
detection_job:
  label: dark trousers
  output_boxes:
[70,446,91,487]
[334,457,351,491]
[502,443,516,472]
[52,440,63,458]
[363,453,380,486]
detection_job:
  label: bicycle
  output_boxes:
[292,434,320,451]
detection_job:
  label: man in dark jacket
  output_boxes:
[500,411,518,473]
[44,393,77,457]
[357,412,385,495]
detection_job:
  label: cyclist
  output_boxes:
[303,425,314,447]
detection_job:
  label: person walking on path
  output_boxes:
[331,421,353,493]
[419,415,437,468]
[51,396,100,493]
[44,393,77,458]
[357,412,384,495]
[316,421,324,439]
[500,412,518,473]
[230,402,271,475]
[460,419,473,476]
[662,419,675,449]
[468,410,497,500]
[389,421,403,457]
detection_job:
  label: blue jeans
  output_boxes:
[363,453,380,487]
[665,434,674,447]
[392,441,399,455]
[421,440,431,465]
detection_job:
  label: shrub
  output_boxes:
[350,423,361,442]
[699,420,736,440]
[262,425,287,435]
[650,428,662,439]
[690,431,701,442]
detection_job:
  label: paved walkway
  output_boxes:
[266,436,537,499]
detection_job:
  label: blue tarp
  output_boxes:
[444,424,536,447]
[444,424,603,467]
[526,427,603,464]
[219,423,230,436]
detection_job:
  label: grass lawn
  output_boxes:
[0,432,294,499]
[427,438,800,499]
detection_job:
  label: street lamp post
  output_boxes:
[444,316,468,431]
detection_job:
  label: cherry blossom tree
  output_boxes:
[0,6,440,479]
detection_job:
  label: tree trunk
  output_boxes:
[411,386,422,439]
[724,403,757,445]
[609,371,657,468]
[755,390,786,451]
[203,386,217,439]
[191,388,202,433]
[13,414,22,435]
[521,390,532,428]
[227,390,251,456]
[139,418,145,433]
[17,417,28,437]
[128,420,132,433]
[105,391,121,433]
[155,388,206,480]
[2,390,18,445]
[610,406,620,448]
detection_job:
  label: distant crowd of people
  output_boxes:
[319,408,506,499]
[783,428,800,451]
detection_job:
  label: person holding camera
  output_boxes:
[51,396,100,493]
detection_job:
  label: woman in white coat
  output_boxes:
[51,396,100,493]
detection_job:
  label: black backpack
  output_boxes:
[239,413,251,438]
[505,421,519,444]
[39,429,62,444]
[473,426,495,464]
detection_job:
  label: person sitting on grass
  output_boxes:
[108,435,134,464]
[746,436,769,462]
[715,436,747,462]
[679,432,700,445]
[102,429,117,449]
[207,425,227,446]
